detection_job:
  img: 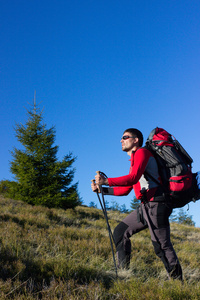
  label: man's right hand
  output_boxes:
[95,172,109,186]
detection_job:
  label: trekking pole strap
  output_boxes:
[96,170,108,179]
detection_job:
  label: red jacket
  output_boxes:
[107,147,161,202]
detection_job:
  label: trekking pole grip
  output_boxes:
[96,171,101,184]
[91,179,100,193]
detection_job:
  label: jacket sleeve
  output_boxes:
[102,186,133,196]
[112,186,133,196]
[107,148,151,187]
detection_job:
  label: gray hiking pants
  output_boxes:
[113,201,182,279]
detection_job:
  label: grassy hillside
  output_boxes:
[0,195,200,299]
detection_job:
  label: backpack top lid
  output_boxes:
[147,127,174,147]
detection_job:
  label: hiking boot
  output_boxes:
[117,250,131,269]
[168,264,183,281]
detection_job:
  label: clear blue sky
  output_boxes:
[1,1,200,225]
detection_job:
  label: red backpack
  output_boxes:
[145,127,197,208]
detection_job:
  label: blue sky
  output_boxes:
[1,1,200,225]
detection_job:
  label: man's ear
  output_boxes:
[134,137,140,146]
[134,137,139,143]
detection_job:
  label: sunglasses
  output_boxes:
[121,135,135,140]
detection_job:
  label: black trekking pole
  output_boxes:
[91,171,118,277]
[91,181,115,243]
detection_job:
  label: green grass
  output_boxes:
[0,195,200,299]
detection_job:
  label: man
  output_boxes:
[91,128,182,280]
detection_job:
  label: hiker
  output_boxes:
[91,128,182,280]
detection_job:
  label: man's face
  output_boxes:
[121,132,137,152]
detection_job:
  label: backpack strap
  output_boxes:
[144,170,169,194]
[144,170,161,186]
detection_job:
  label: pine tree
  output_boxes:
[177,209,195,226]
[170,209,195,226]
[9,102,81,209]
[130,197,140,210]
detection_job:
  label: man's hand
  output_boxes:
[95,172,109,186]
[91,180,100,193]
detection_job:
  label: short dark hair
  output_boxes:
[123,128,143,147]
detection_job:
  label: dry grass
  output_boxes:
[0,195,200,299]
